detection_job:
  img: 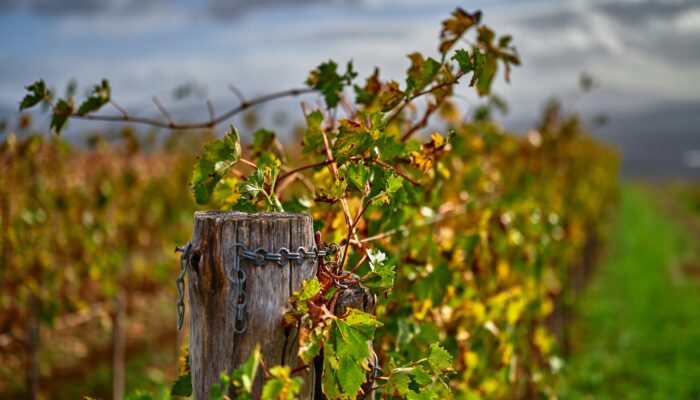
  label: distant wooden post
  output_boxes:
[187,211,317,399]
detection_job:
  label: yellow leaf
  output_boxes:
[497,259,510,280]
[413,298,433,321]
[465,351,479,370]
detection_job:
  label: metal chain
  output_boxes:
[174,242,192,331]
[175,241,339,333]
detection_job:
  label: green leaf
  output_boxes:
[476,55,498,96]
[470,48,486,87]
[301,110,326,156]
[306,60,356,109]
[369,173,404,205]
[282,196,312,213]
[363,262,395,293]
[322,309,383,399]
[345,161,371,194]
[240,168,265,199]
[19,80,49,111]
[376,133,415,161]
[237,160,283,211]
[385,371,412,396]
[337,356,366,395]
[124,391,159,400]
[428,343,454,373]
[362,250,395,294]
[77,79,110,116]
[405,54,440,94]
[50,98,74,134]
[191,126,242,205]
[407,390,438,400]
[420,58,441,88]
[333,119,374,165]
[210,372,232,400]
[288,277,321,317]
[410,365,433,386]
[298,322,327,365]
[354,68,381,105]
[230,345,262,399]
[451,49,473,73]
[251,128,276,156]
[170,373,192,397]
[314,179,347,204]
[261,366,302,400]
[376,80,404,111]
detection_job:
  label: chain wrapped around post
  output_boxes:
[175,241,339,333]
[174,242,192,330]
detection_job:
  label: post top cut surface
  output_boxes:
[194,210,312,221]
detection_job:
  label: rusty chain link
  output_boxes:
[175,241,339,333]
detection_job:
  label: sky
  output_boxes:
[0,0,698,178]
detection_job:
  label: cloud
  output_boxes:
[1,0,698,126]
[596,0,694,27]
[501,0,700,105]
[0,0,170,16]
[207,0,357,18]
[28,0,109,16]
[55,6,190,37]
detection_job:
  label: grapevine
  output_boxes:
[7,7,620,400]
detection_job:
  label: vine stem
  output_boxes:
[277,159,334,184]
[366,158,420,186]
[384,69,467,142]
[71,87,314,130]
[275,157,420,189]
[351,207,467,245]
[317,118,354,236]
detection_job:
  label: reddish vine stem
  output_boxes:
[318,124,354,235]
[385,70,467,140]
[401,102,438,142]
[239,158,257,168]
[290,364,310,376]
[274,172,315,195]
[348,253,368,274]
[277,159,334,184]
[366,158,420,186]
[340,188,386,270]
[258,359,271,379]
[73,87,314,130]
[350,207,467,245]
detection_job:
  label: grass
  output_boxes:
[561,185,700,399]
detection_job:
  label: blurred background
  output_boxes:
[1,0,698,178]
[1,0,699,399]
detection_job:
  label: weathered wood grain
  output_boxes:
[188,211,316,399]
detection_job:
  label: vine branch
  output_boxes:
[73,87,314,130]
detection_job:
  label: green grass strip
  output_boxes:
[562,185,700,399]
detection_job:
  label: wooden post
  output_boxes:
[187,211,316,399]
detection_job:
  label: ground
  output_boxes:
[562,184,700,399]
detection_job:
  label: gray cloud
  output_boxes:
[207,0,358,18]
[0,0,169,16]
[596,0,694,27]
[0,0,19,11]
[0,0,356,18]
[29,0,107,15]
[508,0,700,78]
